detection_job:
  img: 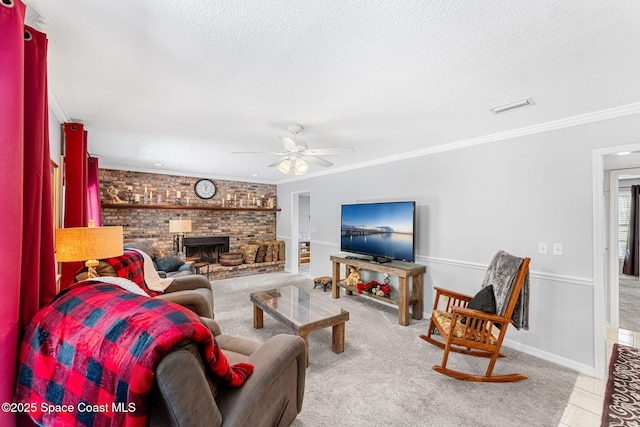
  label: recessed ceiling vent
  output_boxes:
[490,97,535,114]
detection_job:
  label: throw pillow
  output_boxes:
[155,254,184,272]
[240,244,259,264]
[124,240,166,258]
[461,285,496,325]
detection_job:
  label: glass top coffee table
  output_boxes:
[250,286,349,366]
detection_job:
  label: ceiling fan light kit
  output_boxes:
[294,158,308,175]
[232,123,355,176]
[277,158,291,174]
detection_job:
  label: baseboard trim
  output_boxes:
[501,338,596,377]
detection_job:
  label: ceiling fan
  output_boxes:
[233,124,354,175]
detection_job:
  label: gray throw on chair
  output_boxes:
[481,250,530,330]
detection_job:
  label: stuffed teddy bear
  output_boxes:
[107,185,124,203]
[345,266,362,286]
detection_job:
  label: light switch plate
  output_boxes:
[538,242,548,255]
[553,243,563,255]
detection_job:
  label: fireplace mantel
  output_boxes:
[102,202,280,212]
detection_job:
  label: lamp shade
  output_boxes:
[294,158,308,175]
[276,158,292,174]
[169,219,192,233]
[55,226,124,262]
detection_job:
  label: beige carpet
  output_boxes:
[619,274,640,332]
[211,272,578,427]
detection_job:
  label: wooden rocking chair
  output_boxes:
[420,251,530,382]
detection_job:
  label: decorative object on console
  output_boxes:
[231,123,354,175]
[345,266,362,286]
[356,281,391,297]
[55,223,123,278]
[169,218,192,256]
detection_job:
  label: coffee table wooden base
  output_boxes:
[250,287,349,367]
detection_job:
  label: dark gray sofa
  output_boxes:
[150,318,306,427]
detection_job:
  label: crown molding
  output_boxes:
[47,89,69,123]
[277,101,640,184]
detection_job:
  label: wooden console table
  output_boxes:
[331,255,426,326]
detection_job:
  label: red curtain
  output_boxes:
[20,26,57,334]
[0,2,57,425]
[87,156,103,226]
[60,123,89,287]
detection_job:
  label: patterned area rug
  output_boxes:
[602,344,640,426]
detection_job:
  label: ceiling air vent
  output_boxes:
[490,97,535,114]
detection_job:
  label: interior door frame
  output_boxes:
[594,144,640,379]
[290,189,311,274]
[609,168,640,330]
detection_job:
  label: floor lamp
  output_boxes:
[169,218,192,258]
[55,225,123,279]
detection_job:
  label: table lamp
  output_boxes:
[55,224,124,278]
[169,218,192,256]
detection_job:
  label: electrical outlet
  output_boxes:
[553,243,563,256]
[538,242,548,255]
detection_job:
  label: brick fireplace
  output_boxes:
[99,169,279,257]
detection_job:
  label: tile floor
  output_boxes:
[558,327,638,426]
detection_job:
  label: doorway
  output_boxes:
[291,190,311,276]
[609,167,640,332]
[594,146,640,379]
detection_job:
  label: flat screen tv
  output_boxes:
[340,201,416,263]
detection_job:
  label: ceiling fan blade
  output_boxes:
[231,151,284,155]
[303,147,355,156]
[279,136,299,152]
[302,155,333,167]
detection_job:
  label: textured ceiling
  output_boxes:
[23,0,640,183]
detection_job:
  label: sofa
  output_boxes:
[15,280,306,427]
[150,317,306,427]
[76,248,214,318]
[125,239,196,277]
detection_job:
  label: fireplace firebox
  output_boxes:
[183,236,230,264]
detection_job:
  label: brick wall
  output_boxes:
[99,169,279,255]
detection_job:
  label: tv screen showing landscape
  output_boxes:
[340,201,415,262]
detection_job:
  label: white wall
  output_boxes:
[277,112,640,375]
[298,195,310,237]
[49,108,61,163]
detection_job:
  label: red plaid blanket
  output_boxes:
[104,249,160,296]
[14,281,253,427]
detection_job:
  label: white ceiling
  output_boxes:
[23,0,640,183]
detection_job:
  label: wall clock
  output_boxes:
[194,179,216,199]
